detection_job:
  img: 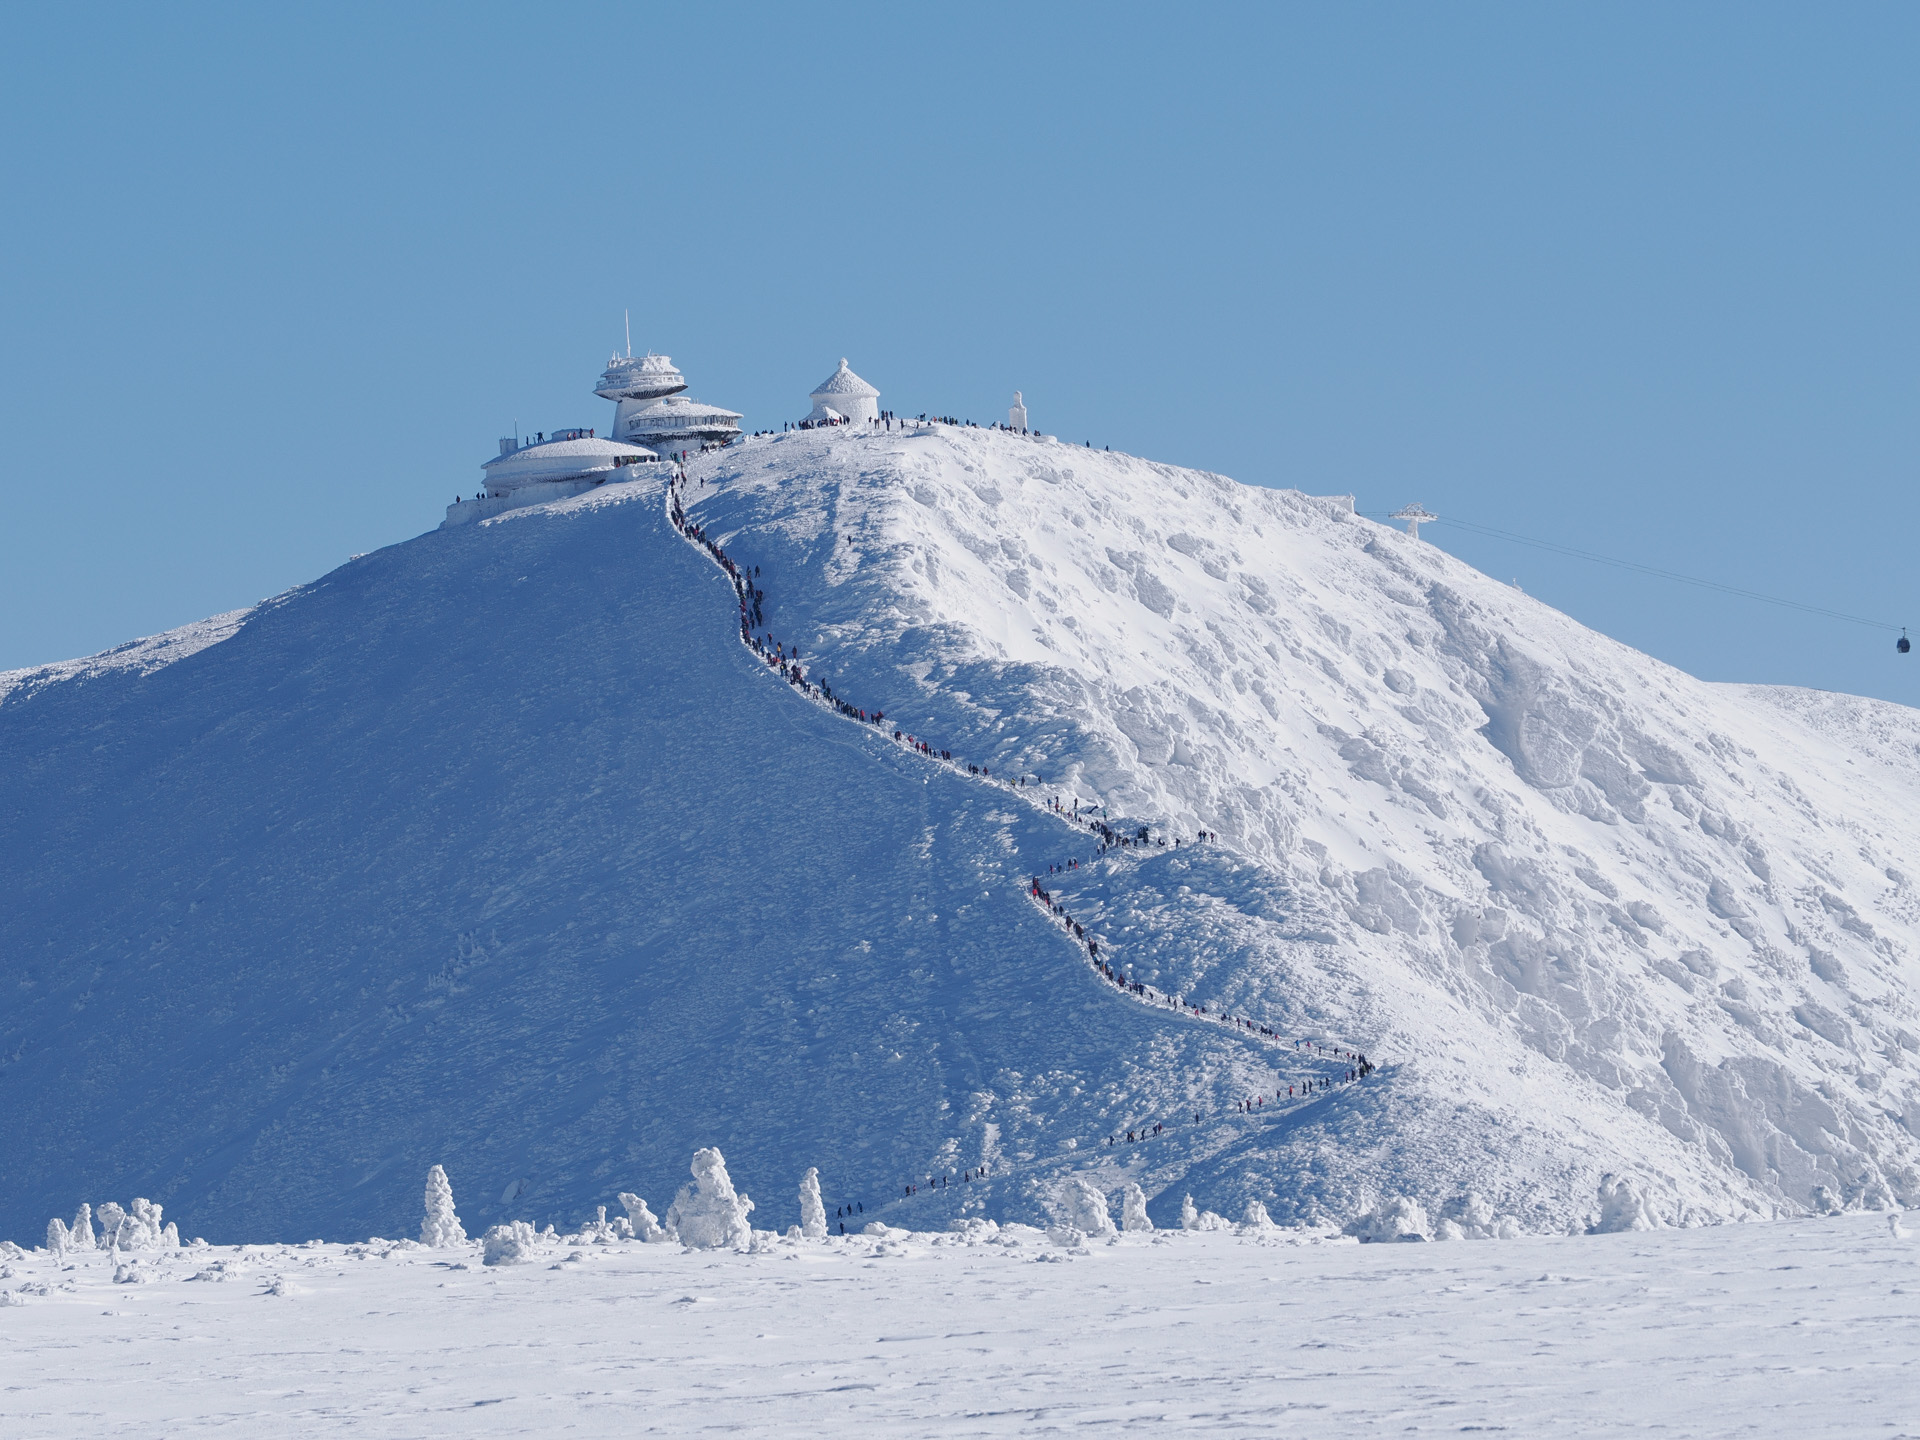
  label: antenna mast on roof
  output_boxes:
[625,310,631,358]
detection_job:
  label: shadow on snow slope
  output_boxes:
[0,477,1360,1243]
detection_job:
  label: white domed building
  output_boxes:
[806,358,879,426]
[594,349,742,459]
[594,352,688,440]
[442,429,659,528]
[615,394,744,459]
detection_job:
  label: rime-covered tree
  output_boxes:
[798,1168,828,1240]
[421,1164,467,1247]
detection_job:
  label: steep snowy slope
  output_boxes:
[677,425,1920,1223]
[4,427,1917,1246]
[0,472,1335,1245]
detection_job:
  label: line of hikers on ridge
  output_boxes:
[667,468,1381,1204]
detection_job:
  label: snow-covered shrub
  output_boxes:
[1350,1196,1432,1242]
[0,1290,24,1307]
[0,1241,24,1261]
[1435,1191,1516,1240]
[482,1220,541,1266]
[1811,1184,1842,1215]
[1046,1224,1087,1250]
[112,1261,151,1285]
[71,1204,95,1250]
[1238,1200,1277,1233]
[1178,1195,1231,1232]
[1057,1176,1117,1237]
[96,1202,128,1248]
[664,1147,755,1250]
[573,1206,617,1244]
[798,1167,828,1240]
[617,1192,668,1242]
[1121,1182,1154,1232]
[421,1165,467,1247]
[1591,1174,1661,1234]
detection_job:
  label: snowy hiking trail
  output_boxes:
[665,468,1381,1207]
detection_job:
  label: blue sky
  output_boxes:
[3,2,1916,702]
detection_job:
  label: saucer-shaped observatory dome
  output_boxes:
[595,353,688,405]
[481,433,658,495]
[807,358,879,425]
[616,397,744,457]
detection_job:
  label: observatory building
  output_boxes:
[442,428,661,527]
[806,358,879,426]
[601,351,742,459]
[442,343,744,527]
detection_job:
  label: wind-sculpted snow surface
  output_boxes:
[676,425,1920,1224]
[4,427,1919,1245]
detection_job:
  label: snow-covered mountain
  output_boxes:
[4,425,1917,1243]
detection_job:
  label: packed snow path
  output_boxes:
[2,1215,1914,1437]
[666,469,1381,1207]
[668,468,1379,1096]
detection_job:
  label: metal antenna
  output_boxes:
[1389,503,1438,540]
[625,310,631,358]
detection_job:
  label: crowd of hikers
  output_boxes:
[665,466,1379,1211]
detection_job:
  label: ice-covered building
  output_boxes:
[442,429,659,528]
[616,395,744,458]
[595,353,688,441]
[807,358,879,426]
[599,349,742,459]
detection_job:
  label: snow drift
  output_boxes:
[2,423,1918,1243]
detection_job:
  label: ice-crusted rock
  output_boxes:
[664,1148,755,1250]
[1120,1182,1154,1232]
[1057,1176,1117,1238]
[482,1220,541,1266]
[1351,1196,1432,1243]
[798,1167,828,1240]
[420,1165,466,1247]
[1591,1174,1662,1234]
[617,1192,668,1243]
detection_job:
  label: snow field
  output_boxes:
[1,1213,1913,1437]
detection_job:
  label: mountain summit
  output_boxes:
[3,425,1916,1242]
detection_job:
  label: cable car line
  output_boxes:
[1363,511,1904,637]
